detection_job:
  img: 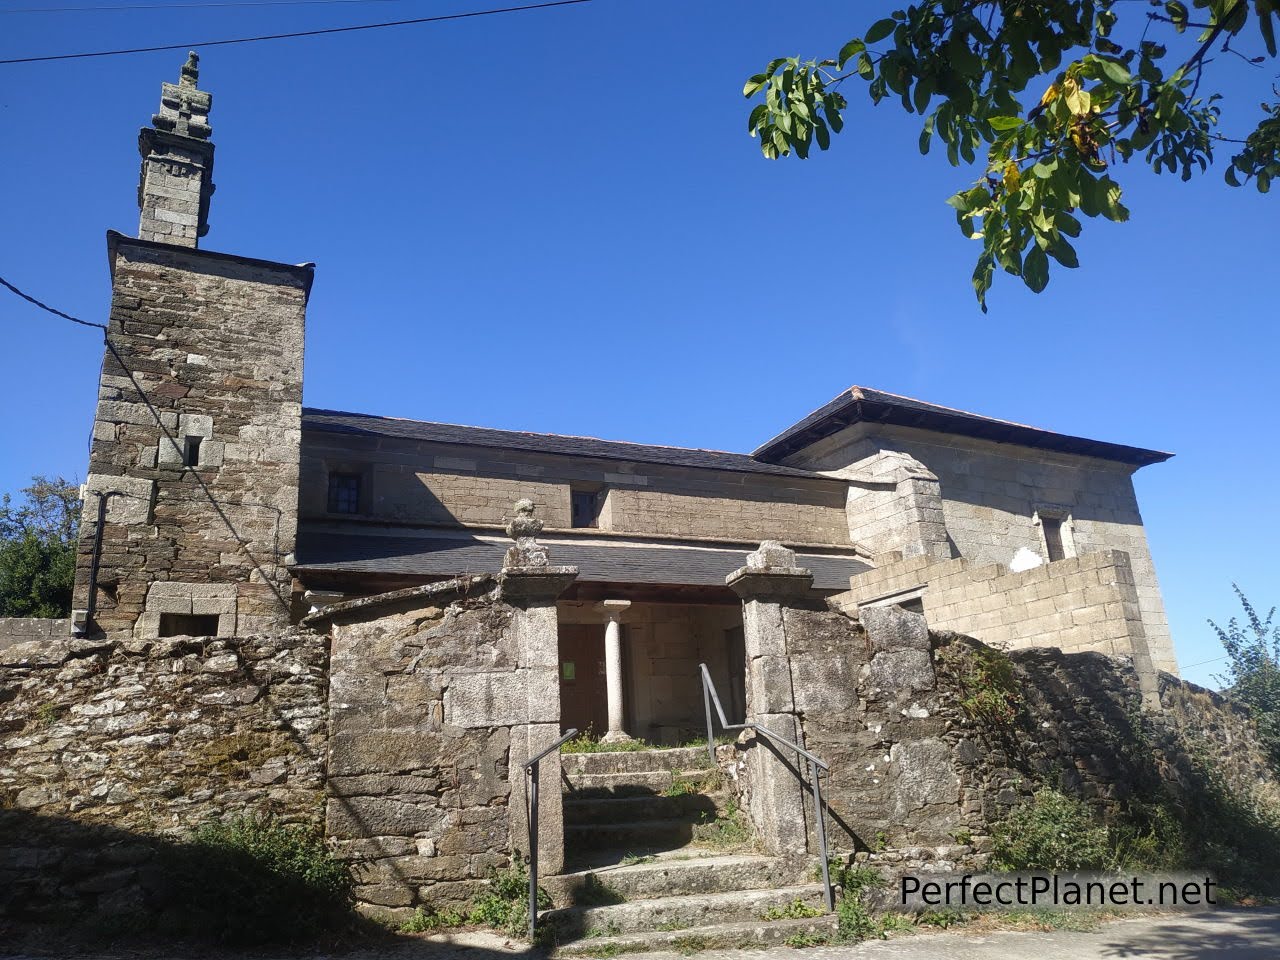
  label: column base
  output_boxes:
[601,730,635,745]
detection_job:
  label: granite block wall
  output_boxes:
[74,236,311,640]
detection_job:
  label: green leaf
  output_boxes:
[1098,59,1132,85]
[837,37,866,68]
[919,114,935,155]
[1047,235,1079,268]
[988,115,1023,131]
[1023,244,1050,292]
[865,18,896,44]
[815,119,831,151]
[743,74,767,98]
[857,53,874,79]
[747,104,767,133]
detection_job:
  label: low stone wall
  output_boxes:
[0,628,328,919]
[732,553,1277,870]
[0,617,68,654]
[836,550,1157,692]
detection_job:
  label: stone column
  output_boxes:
[726,541,816,858]
[597,600,632,743]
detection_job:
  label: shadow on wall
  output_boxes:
[0,807,543,958]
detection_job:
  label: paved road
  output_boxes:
[609,910,1280,960]
[7,910,1279,959]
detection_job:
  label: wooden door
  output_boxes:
[558,623,608,736]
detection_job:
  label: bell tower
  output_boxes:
[137,51,214,247]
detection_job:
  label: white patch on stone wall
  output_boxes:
[1009,546,1044,572]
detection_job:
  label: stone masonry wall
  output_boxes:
[300,431,852,548]
[0,627,327,919]
[313,574,565,920]
[781,423,1176,675]
[835,549,1157,693]
[75,235,310,640]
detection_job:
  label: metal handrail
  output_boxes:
[522,726,577,941]
[698,663,834,912]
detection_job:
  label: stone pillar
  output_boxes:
[499,499,578,876]
[597,600,632,743]
[726,540,816,858]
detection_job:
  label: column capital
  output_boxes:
[595,599,632,622]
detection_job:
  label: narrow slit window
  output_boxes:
[328,473,361,514]
[182,435,202,467]
[1042,517,1066,562]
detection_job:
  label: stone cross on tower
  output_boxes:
[137,52,216,247]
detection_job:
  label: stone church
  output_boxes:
[70,55,1176,737]
[13,59,1269,946]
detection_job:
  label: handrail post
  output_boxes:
[528,757,539,942]
[702,672,716,766]
[810,759,834,911]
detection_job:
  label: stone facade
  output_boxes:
[300,430,853,549]
[783,422,1176,675]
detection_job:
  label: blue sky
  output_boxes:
[1,0,1274,687]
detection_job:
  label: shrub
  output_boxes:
[158,814,353,944]
[991,789,1111,871]
[400,905,466,933]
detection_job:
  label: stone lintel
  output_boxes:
[497,566,578,604]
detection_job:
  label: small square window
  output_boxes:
[571,489,601,528]
[182,435,202,467]
[328,473,361,514]
[1042,517,1066,562]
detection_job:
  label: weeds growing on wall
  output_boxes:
[937,639,1024,729]
[157,814,354,944]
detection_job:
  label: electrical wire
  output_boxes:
[2,271,291,610]
[0,0,591,64]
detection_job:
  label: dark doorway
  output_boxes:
[559,623,608,736]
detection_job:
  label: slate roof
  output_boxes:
[302,408,833,481]
[753,386,1173,467]
[294,530,868,592]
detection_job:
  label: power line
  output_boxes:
[0,0,591,64]
[4,0,425,13]
[2,271,291,610]
[0,276,107,329]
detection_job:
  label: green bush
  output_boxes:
[991,789,1111,871]
[400,905,466,933]
[158,814,353,945]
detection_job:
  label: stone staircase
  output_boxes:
[544,746,835,954]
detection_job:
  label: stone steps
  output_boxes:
[545,853,812,903]
[562,768,722,797]
[561,746,712,777]
[565,818,697,852]
[542,883,830,940]
[554,914,838,956]
[562,792,724,825]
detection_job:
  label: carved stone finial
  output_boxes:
[151,52,213,140]
[504,499,549,569]
[746,539,798,571]
[180,51,200,88]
